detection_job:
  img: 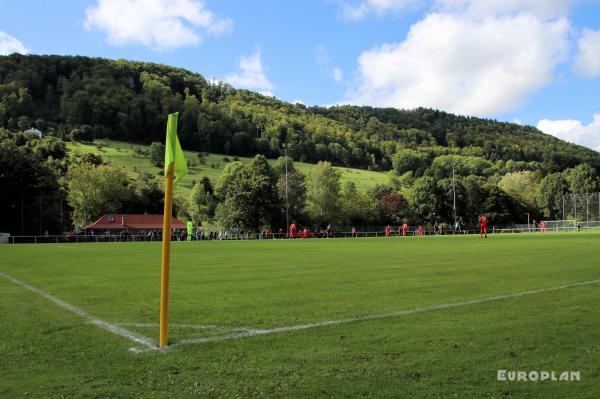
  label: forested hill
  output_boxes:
[1,53,598,172]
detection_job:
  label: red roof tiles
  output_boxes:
[86,214,186,230]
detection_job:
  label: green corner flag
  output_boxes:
[165,112,188,184]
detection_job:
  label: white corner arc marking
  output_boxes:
[0,271,157,351]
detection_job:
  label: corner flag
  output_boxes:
[164,112,188,184]
[160,112,187,348]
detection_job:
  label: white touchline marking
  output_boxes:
[117,322,226,330]
[0,271,158,352]
[171,278,600,348]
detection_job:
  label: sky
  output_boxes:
[1,0,600,151]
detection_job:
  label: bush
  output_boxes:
[149,142,165,167]
[132,146,145,157]
[69,125,94,142]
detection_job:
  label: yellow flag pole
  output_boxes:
[159,162,174,348]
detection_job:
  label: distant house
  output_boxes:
[23,127,43,138]
[85,214,186,234]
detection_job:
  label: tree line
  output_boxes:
[1,53,599,175]
[1,129,598,236]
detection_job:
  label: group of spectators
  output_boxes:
[66,217,560,244]
[287,223,335,239]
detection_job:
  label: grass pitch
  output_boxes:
[1,232,600,398]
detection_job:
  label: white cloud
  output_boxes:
[84,0,232,50]
[341,0,576,20]
[342,0,421,20]
[343,12,570,116]
[316,46,345,83]
[0,31,27,55]
[573,28,600,78]
[316,45,330,70]
[332,67,344,82]
[291,99,305,105]
[434,0,576,19]
[537,115,600,151]
[224,50,274,94]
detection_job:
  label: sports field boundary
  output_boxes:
[170,277,600,349]
[0,271,158,352]
[1,270,599,353]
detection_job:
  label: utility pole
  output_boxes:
[573,193,577,228]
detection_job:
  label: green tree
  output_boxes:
[428,155,494,180]
[0,143,60,234]
[273,155,296,176]
[180,91,200,146]
[149,142,165,168]
[277,170,307,222]
[189,181,215,224]
[199,175,214,196]
[216,155,279,229]
[536,172,568,218]
[408,176,440,223]
[342,191,378,226]
[367,184,394,203]
[215,160,244,198]
[307,161,341,223]
[392,149,429,176]
[565,163,598,193]
[65,163,130,228]
[498,171,541,208]
[482,184,522,226]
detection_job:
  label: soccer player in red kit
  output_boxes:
[417,225,424,236]
[385,225,391,237]
[479,214,488,238]
[402,223,408,236]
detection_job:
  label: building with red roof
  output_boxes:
[85,214,186,233]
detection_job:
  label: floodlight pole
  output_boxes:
[524,212,530,232]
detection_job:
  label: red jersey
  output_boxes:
[479,216,488,226]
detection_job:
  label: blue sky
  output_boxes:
[1,0,600,150]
